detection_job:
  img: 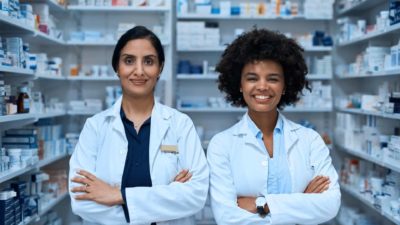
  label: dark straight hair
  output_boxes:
[111,25,165,73]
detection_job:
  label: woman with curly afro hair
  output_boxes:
[207,28,340,225]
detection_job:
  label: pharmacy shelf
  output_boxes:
[337,107,400,120]
[178,107,246,113]
[39,192,68,217]
[67,111,98,116]
[0,114,36,123]
[337,69,400,79]
[178,46,332,52]
[177,74,218,80]
[335,144,400,173]
[177,73,332,80]
[178,14,330,20]
[67,76,118,81]
[337,0,386,16]
[0,153,68,183]
[35,73,66,80]
[67,40,170,46]
[0,14,64,45]
[67,5,169,12]
[36,111,67,119]
[21,0,66,12]
[0,66,35,76]
[341,184,400,225]
[338,23,400,47]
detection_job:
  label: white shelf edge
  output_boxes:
[341,184,400,224]
[67,76,118,81]
[336,107,400,120]
[338,23,400,47]
[66,40,169,46]
[0,14,35,33]
[177,14,330,20]
[36,111,67,119]
[336,70,400,79]
[307,74,332,80]
[335,144,400,173]
[34,31,65,45]
[67,5,169,11]
[0,153,68,183]
[0,66,35,75]
[0,114,36,123]
[39,192,68,217]
[337,0,385,16]
[35,73,66,80]
[67,111,99,115]
[176,74,218,80]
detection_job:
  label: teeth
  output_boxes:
[255,95,271,100]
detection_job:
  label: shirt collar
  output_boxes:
[245,112,284,139]
[120,107,151,126]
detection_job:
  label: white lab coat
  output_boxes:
[207,113,341,225]
[69,97,209,225]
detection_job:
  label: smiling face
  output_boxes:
[117,38,162,99]
[240,60,285,114]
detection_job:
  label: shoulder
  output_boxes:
[157,103,193,126]
[208,121,240,149]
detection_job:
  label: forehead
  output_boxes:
[243,60,283,74]
[120,38,157,55]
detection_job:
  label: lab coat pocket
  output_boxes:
[158,151,179,184]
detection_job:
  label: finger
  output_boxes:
[77,170,96,181]
[71,176,92,185]
[308,176,329,192]
[179,172,192,183]
[71,186,87,193]
[304,176,322,193]
[315,181,330,193]
[74,193,92,200]
[174,170,188,181]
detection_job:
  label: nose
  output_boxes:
[256,80,269,91]
[133,60,145,76]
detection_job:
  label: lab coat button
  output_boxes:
[261,161,267,167]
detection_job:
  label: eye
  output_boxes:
[144,58,154,65]
[124,57,134,65]
[246,76,257,81]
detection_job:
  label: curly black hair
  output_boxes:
[216,28,310,109]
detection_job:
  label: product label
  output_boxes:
[23,99,29,111]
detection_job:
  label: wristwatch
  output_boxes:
[255,196,267,217]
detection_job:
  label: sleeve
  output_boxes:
[207,134,272,225]
[265,130,341,225]
[124,116,209,224]
[69,118,127,224]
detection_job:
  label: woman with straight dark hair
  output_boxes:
[69,26,209,225]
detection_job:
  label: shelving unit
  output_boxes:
[178,14,331,20]
[0,153,69,183]
[341,184,400,224]
[67,5,169,12]
[177,46,332,52]
[334,1,400,224]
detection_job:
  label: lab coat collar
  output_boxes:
[233,111,301,153]
[106,96,172,172]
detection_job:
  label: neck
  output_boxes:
[121,93,154,120]
[248,109,278,135]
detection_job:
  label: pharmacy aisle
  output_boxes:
[1,0,400,225]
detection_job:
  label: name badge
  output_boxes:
[160,145,179,154]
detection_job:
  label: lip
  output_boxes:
[130,79,147,85]
[253,94,273,103]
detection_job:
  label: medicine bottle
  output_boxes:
[17,86,30,113]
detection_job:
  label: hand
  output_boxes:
[174,169,192,183]
[304,175,330,193]
[237,197,257,214]
[71,170,123,206]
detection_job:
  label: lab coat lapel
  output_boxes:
[235,115,263,152]
[281,115,299,153]
[149,102,170,172]
[110,97,127,143]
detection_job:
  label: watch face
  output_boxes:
[256,197,266,207]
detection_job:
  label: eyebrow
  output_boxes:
[120,54,157,58]
[244,72,282,77]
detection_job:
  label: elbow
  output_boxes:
[324,190,341,221]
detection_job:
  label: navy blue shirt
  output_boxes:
[120,107,155,225]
